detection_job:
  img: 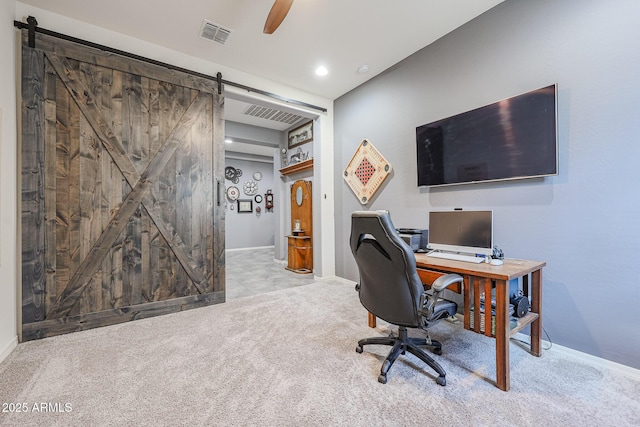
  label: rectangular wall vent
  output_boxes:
[243,105,304,125]
[200,20,232,45]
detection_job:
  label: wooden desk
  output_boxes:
[368,255,545,391]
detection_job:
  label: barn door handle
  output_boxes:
[217,179,222,206]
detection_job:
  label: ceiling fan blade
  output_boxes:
[263,0,294,34]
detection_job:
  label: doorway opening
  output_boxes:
[223,91,319,299]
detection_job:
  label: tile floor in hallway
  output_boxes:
[225,247,318,300]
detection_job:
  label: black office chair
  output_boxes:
[350,210,462,386]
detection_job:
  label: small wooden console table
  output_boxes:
[367,255,545,391]
[285,234,313,273]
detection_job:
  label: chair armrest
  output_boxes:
[431,274,463,293]
[421,274,463,319]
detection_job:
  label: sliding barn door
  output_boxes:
[20,30,225,341]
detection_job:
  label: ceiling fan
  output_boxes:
[263,0,294,34]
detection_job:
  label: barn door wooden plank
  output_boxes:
[121,71,144,306]
[21,45,46,324]
[157,82,186,298]
[139,77,158,303]
[103,69,125,309]
[53,66,72,310]
[43,58,58,312]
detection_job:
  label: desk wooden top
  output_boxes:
[414,253,546,280]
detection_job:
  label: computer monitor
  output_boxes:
[428,210,493,256]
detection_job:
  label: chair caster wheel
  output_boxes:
[432,347,442,356]
[356,346,363,353]
[378,374,387,384]
[436,376,446,386]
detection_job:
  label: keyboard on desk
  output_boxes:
[426,251,485,263]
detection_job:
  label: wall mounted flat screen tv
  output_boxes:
[416,84,558,187]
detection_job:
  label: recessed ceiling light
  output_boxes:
[315,66,328,76]
[357,65,370,74]
[225,138,233,144]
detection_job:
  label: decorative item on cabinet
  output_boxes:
[288,147,309,164]
[279,158,313,176]
[287,120,313,149]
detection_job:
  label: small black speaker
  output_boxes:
[511,295,530,318]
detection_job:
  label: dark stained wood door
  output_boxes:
[20,30,225,341]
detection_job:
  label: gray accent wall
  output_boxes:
[334,0,640,368]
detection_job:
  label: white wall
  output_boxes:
[0,0,19,363]
[334,0,640,368]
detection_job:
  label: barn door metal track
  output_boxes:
[14,16,327,113]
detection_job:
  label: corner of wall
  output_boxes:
[0,336,18,364]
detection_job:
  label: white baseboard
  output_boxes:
[225,245,275,253]
[313,275,356,285]
[0,336,18,364]
[512,332,640,382]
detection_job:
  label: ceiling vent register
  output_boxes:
[200,20,232,45]
[242,104,304,125]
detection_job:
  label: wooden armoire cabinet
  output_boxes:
[286,180,312,274]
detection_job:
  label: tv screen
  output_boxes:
[416,84,558,187]
[428,210,493,256]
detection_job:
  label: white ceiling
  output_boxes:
[17,0,504,150]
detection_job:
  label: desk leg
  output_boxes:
[530,269,543,356]
[368,312,376,328]
[463,275,471,330]
[495,279,510,391]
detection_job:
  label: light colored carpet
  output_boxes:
[1,280,639,426]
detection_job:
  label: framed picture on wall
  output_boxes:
[288,120,313,149]
[237,199,253,213]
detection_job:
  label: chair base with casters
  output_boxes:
[356,326,447,386]
[354,273,461,386]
